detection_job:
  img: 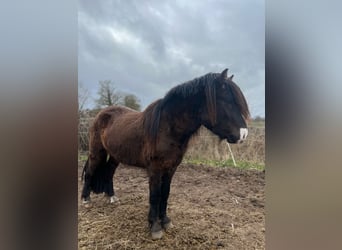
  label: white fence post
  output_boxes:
[226,142,237,167]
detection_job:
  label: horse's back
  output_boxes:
[95,105,138,122]
[95,106,147,167]
[89,106,136,138]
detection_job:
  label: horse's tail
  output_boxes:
[81,157,89,182]
[81,110,116,197]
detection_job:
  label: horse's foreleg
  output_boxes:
[159,168,176,230]
[148,171,163,240]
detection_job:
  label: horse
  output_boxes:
[81,69,250,239]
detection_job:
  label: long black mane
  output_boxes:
[143,72,249,152]
[143,73,217,150]
[163,73,219,103]
[227,80,250,120]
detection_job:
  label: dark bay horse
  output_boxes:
[81,69,250,239]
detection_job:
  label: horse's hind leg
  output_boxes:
[103,156,119,203]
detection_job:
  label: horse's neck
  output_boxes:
[165,99,202,141]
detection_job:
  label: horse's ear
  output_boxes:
[229,74,234,80]
[220,68,228,79]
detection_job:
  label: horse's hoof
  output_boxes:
[109,196,120,204]
[82,197,90,204]
[151,222,163,240]
[81,197,91,207]
[151,230,163,240]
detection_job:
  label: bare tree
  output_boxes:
[122,94,141,111]
[78,82,92,151]
[96,80,122,107]
[78,82,90,111]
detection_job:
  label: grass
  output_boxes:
[78,153,264,171]
[249,120,265,128]
[78,153,88,162]
[182,158,264,171]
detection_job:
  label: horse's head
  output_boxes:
[201,69,250,144]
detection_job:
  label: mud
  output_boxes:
[78,163,265,249]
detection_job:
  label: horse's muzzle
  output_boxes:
[237,128,248,143]
[240,128,248,139]
[226,135,239,143]
[226,128,248,144]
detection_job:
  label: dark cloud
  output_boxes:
[79,0,264,117]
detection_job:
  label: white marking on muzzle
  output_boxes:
[239,128,248,141]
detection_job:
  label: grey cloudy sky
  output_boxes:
[78,0,264,117]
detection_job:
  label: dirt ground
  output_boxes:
[78,163,265,250]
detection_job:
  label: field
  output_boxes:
[78,163,265,249]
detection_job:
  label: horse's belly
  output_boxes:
[104,137,147,167]
[116,147,145,166]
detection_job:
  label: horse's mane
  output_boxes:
[163,73,218,102]
[143,72,250,155]
[143,73,218,153]
[228,81,250,120]
[142,99,163,156]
